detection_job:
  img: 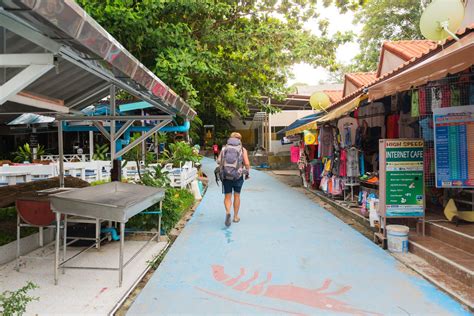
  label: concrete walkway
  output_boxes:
[128,158,470,315]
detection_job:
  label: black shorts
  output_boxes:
[222,177,244,194]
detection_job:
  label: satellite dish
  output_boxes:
[310,92,331,112]
[420,0,465,41]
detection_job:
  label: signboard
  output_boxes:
[433,105,474,188]
[29,134,38,148]
[379,139,424,218]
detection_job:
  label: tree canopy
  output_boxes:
[347,0,426,72]
[78,0,351,130]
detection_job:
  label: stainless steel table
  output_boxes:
[50,182,165,286]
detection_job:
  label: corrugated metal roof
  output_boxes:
[0,0,196,121]
[8,113,55,125]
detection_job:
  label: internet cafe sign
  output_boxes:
[379,139,424,218]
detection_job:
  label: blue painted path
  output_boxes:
[128,158,469,315]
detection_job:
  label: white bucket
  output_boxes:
[386,225,409,253]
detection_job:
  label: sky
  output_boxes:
[288,5,362,86]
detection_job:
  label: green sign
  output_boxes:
[382,140,424,217]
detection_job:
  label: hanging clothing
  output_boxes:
[346,147,360,177]
[307,145,317,161]
[339,149,347,177]
[419,117,434,142]
[411,90,419,117]
[332,151,340,176]
[430,85,442,110]
[297,144,307,170]
[320,176,328,192]
[399,112,417,138]
[337,116,358,148]
[419,88,427,115]
[386,114,400,139]
[359,152,365,176]
[399,92,411,114]
[319,125,335,158]
[450,85,461,106]
[331,176,342,196]
[290,146,300,163]
[441,84,451,108]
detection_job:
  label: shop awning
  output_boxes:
[315,95,366,123]
[284,112,323,136]
[369,32,474,100]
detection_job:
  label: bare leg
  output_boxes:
[233,193,240,220]
[224,193,232,215]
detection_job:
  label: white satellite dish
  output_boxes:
[420,0,465,41]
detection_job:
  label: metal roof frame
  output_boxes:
[0,1,196,123]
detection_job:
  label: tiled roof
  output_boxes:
[323,90,343,103]
[345,72,377,88]
[383,40,437,61]
[324,24,474,115]
[377,40,437,77]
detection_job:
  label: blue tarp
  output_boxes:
[277,112,323,134]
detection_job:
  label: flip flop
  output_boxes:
[233,217,240,223]
[225,214,231,227]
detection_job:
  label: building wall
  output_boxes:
[344,81,359,97]
[269,110,314,154]
[379,51,406,77]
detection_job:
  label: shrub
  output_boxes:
[161,141,202,167]
[0,282,38,316]
[92,144,109,161]
[127,188,194,234]
[13,144,45,163]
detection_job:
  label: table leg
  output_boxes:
[158,201,162,242]
[62,214,67,274]
[54,212,61,285]
[119,222,125,287]
[16,214,20,271]
[39,226,43,247]
[95,218,101,249]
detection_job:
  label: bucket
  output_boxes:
[386,225,409,253]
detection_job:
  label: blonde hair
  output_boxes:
[230,132,242,139]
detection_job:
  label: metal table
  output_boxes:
[50,182,165,286]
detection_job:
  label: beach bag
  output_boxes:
[220,137,244,180]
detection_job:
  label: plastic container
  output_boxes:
[386,225,409,253]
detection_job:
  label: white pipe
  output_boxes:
[58,121,64,188]
[89,131,94,160]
